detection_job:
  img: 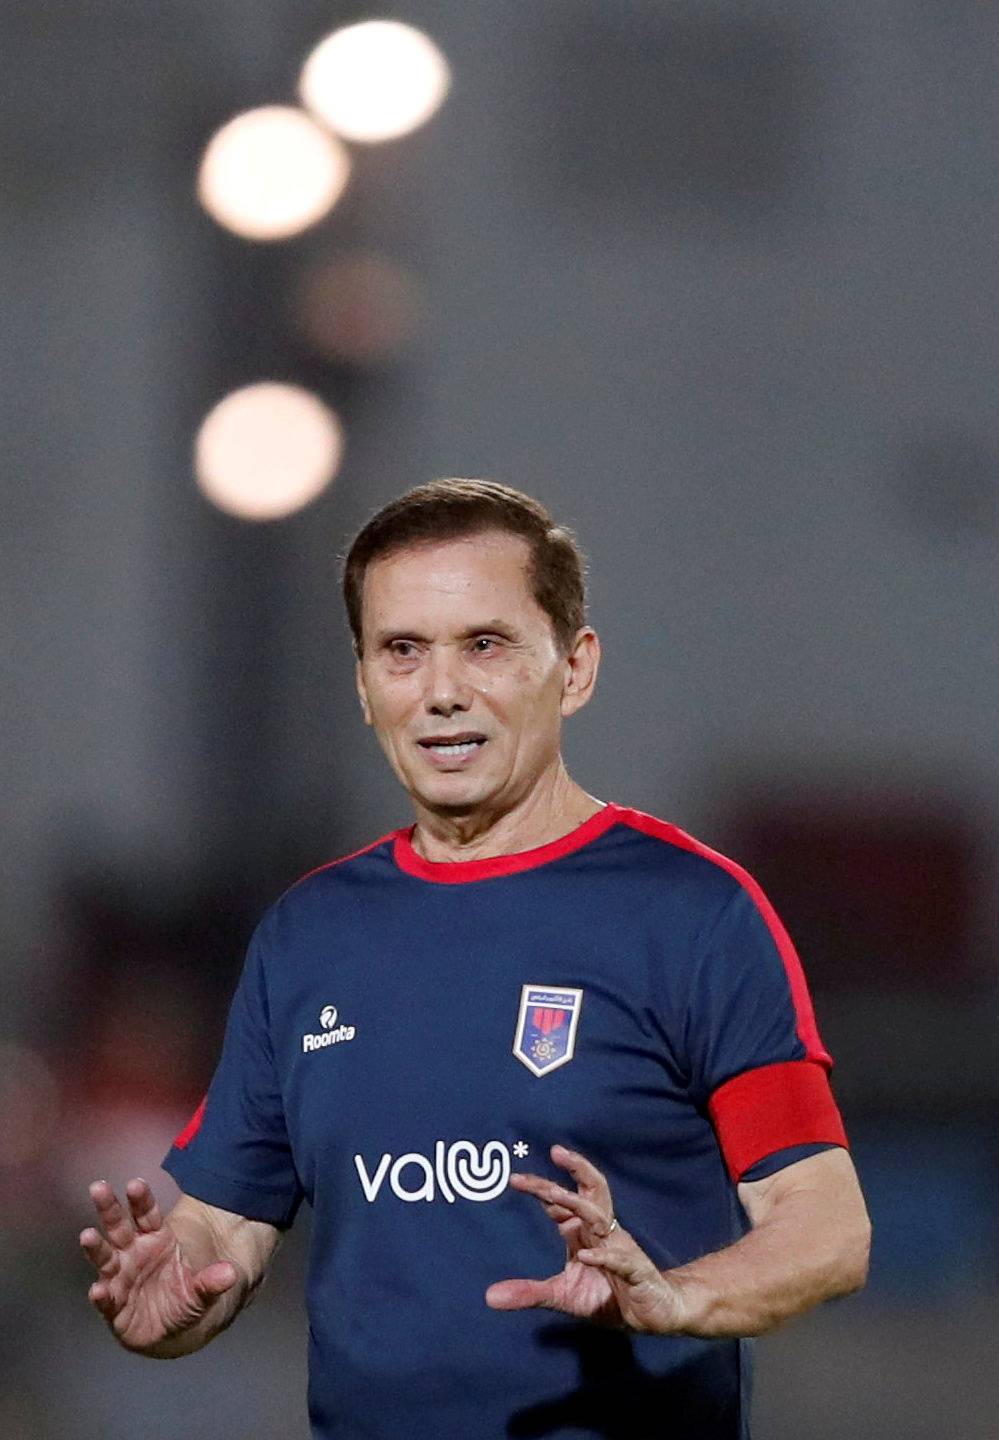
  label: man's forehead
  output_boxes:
[363,533,534,602]
[359,532,557,643]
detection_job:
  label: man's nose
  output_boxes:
[423,645,471,715]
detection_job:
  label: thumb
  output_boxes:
[485,1277,558,1312]
[192,1260,240,1305]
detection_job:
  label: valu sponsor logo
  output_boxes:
[302,1003,356,1053]
[354,1139,518,1204]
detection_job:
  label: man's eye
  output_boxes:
[472,636,497,653]
[390,641,416,658]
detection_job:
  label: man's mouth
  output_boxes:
[417,733,488,758]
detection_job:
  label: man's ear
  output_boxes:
[355,658,373,726]
[560,627,600,718]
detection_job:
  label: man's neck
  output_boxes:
[410,766,604,864]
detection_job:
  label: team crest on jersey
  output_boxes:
[513,985,583,1076]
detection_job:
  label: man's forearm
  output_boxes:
[664,1182,870,1338]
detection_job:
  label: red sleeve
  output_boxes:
[708,1059,849,1182]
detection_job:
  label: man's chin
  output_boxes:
[408,775,499,817]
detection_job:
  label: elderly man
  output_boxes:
[81,479,869,1439]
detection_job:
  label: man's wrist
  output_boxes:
[650,1267,713,1337]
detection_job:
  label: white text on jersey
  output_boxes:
[354,1140,512,1203]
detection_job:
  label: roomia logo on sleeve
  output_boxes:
[303,1003,356,1052]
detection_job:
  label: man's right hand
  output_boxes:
[80,1178,244,1356]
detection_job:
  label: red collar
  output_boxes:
[392,803,622,884]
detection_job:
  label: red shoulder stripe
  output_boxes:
[289,830,401,890]
[173,1095,207,1150]
[611,805,830,1066]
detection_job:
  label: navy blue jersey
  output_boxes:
[164,804,847,1440]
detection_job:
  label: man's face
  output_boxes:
[355,531,595,818]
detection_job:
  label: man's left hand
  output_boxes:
[486,1144,685,1334]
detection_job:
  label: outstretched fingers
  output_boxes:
[551,1146,612,1211]
[80,1227,120,1279]
[88,1180,135,1250]
[82,1177,167,1323]
[509,1170,613,1238]
[125,1177,163,1234]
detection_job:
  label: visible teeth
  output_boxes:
[428,741,480,755]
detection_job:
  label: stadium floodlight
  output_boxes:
[197,106,351,241]
[299,21,451,144]
[195,382,344,520]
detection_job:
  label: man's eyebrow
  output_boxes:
[372,628,430,647]
[371,630,426,648]
[461,620,519,638]
[372,621,519,646]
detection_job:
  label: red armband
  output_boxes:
[708,1060,848,1182]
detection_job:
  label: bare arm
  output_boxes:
[665,1147,871,1336]
[487,1145,870,1338]
[81,1178,282,1358]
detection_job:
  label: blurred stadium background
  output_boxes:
[2,1,997,1435]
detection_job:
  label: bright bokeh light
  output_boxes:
[299,21,451,143]
[293,253,424,367]
[195,383,344,520]
[197,106,351,240]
